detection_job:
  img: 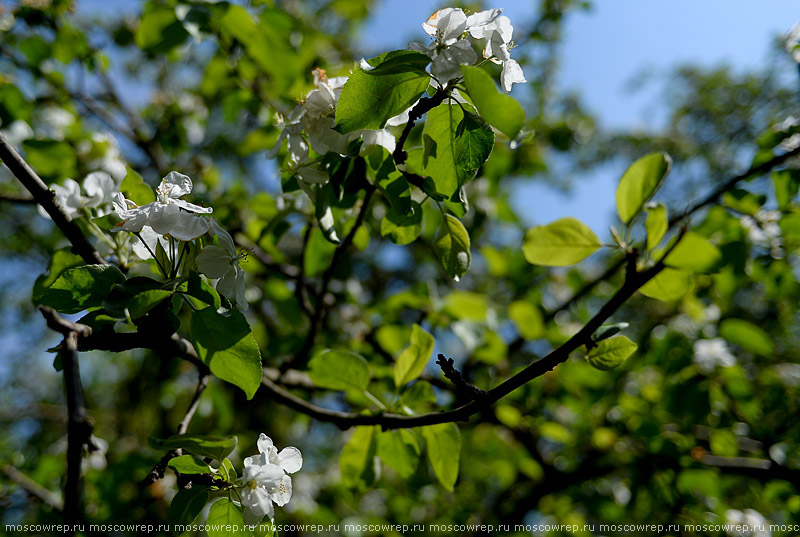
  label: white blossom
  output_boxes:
[240,434,303,525]
[693,338,737,373]
[196,220,248,311]
[112,171,211,241]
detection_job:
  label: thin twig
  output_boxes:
[1,463,64,512]
[140,374,210,487]
[0,133,106,265]
[282,186,376,372]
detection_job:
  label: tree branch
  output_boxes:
[0,133,106,265]
[260,242,677,430]
[281,186,376,372]
[140,373,210,487]
[1,463,64,513]
[39,306,95,528]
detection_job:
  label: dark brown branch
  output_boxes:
[1,463,64,513]
[260,240,678,430]
[392,88,449,165]
[436,354,487,400]
[0,133,106,265]
[39,307,94,530]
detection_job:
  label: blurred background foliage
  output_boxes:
[1,0,800,534]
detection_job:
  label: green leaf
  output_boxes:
[460,65,525,139]
[167,455,212,475]
[151,434,238,462]
[23,140,77,180]
[709,429,739,457]
[421,104,494,198]
[722,189,766,216]
[443,290,488,321]
[663,232,722,273]
[314,184,340,245]
[335,50,431,133]
[168,486,209,534]
[340,426,377,488]
[135,5,189,52]
[190,308,263,399]
[616,153,672,225]
[773,169,800,210]
[522,217,602,266]
[102,276,164,317]
[422,423,461,491]
[40,265,126,314]
[206,499,245,536]
[121,167,155,205]
[393,324,435,388]
[433,214,471,281]
[377,429,420,478]
[639,268,694,301]
[32,249,84,305]
[187,273,222,309]
[586,336,637,371]
[381,202,422,245]
[400,380,436,412]
[308,350,371,392]
[508,301,544,340]
[645,203,668,250]
[592,322,630,343]
[364,146,411,215]
[221,458,237,482]
[719,318,773,356]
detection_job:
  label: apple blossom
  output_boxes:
[239,434,303,524]
[112,171,211,241]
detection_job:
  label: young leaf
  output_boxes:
[719,318,773,356]
[167,455,212,475]
[433,214,471,281]
[460,65,525,139]
[340,425,377,488]
[206,499,245,537]
[32,248,84,305]
[645,203,668,250]
[586,336,637,371]
[421,104,494,198]
[190,308,263,399]
[522,217,602,266]
[335,50,431,133]
[616,153,672,225]
[364,146,411,216]
[639,268,694,301]
[400,380,436,412]
[121,167,155,205]
[151,434,238,461]
[393,324,435,388]
[422,423,461,491]
[381,202,422,245]
[168,486,209,534]
[377,429,420,478]
[40,264,126,314]
[773,169,800,210]
[308,350,371,392]
[663,232,722,273]
[508,301,544,340]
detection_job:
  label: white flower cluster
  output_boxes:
[267,68,398,188]
[110,171,248,310]
[739,210,782,258]
[411,7,526,92]
[41,171,119,219]
[239,433,302,525]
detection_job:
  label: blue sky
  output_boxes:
[363,1,800,231]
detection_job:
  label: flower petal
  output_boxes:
[197,246,231,279]
[160,171,193,199]
[166,212,211,241]
[174,198,213,214]
[501,59,526,93]
[269,475,292,507]
[277,447,303,473]
[242,486,274,521]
